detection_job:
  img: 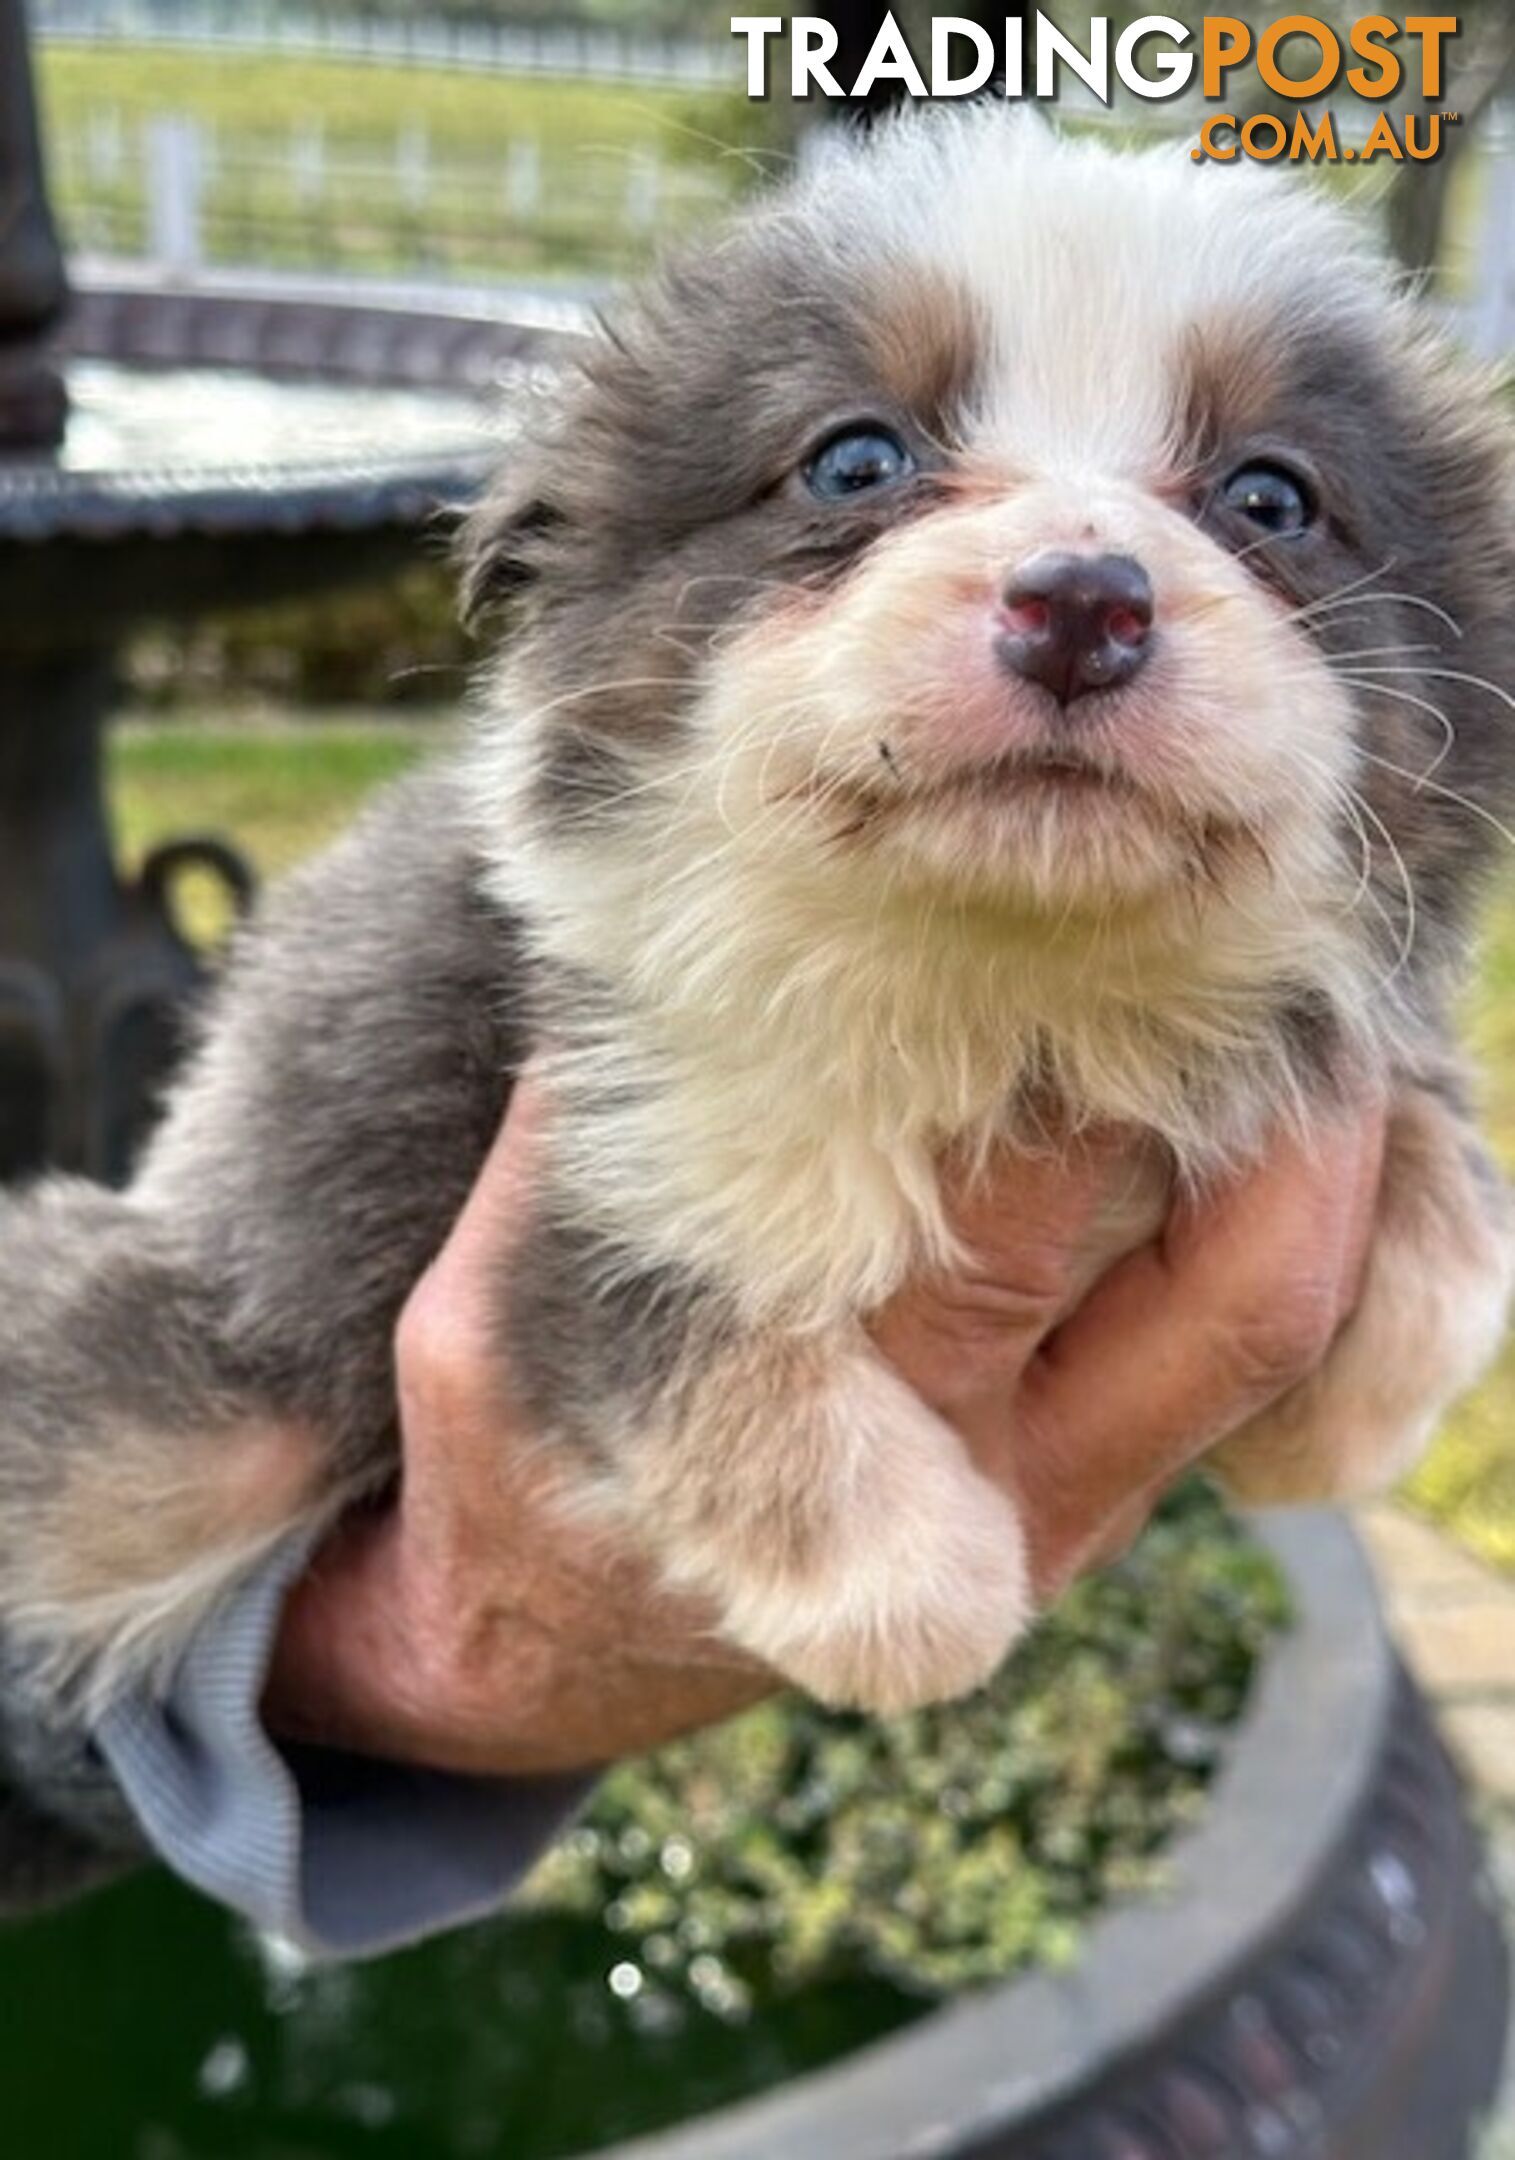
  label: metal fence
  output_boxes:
[33,0,739,89]
[50,109,735,284]
[1463,105,1515,358]
[39,49,1515,349]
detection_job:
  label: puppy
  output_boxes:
[3,112,1513,1718]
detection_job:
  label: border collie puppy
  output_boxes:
[3,112,1512,1716]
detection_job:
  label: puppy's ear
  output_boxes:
[459,468,564,631]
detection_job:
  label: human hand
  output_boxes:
[875,1109,1384,1603]
[264,1084,1384,1775]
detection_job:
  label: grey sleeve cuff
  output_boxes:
[94,1534,591,1960]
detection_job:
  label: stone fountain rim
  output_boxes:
[606,1510,1400,2160]
[0,273,587,545]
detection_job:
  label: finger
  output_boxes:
[1012,1105,1386,1550]
[467,1658,776,1779]
[408,1068,550,1330]
[1162,1094,1386,1333]
[392,1070,549,1467]
[1028,1482,1169,1606]
[1075,1495,1155,1580]
[263,1505,410,1746]
[873,1126,1143,1416]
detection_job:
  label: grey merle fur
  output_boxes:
[0,121,1511,1735]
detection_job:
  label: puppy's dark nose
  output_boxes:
[997,552,1155,706]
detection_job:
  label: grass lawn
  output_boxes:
[38,46,739,278]
[37,44,1492,290]
[112,714,435,884]
[109,717,1515,1575]
[39,47,713,160]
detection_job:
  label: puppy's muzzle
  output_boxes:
[997,551,1155,707]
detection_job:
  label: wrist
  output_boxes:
[264,1514,606,1776]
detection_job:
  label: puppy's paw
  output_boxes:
[659,1348,1031,1716]
[1211,1090,1514,1506]
[732,1510,1030,1716]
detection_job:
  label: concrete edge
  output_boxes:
[607,1510,1393,2160]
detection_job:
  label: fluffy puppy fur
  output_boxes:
[3,111,1514,1716]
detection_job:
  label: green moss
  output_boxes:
[527,1484,1289,2010]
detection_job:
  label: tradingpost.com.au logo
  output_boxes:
[731,14,1462,165]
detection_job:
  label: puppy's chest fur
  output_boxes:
[511,839,1381,1337]
[140,756,1387,1447]
[542,977,1174,1333]
[0,762,1486,1721]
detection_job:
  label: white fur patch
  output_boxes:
[9,1420,335,1716]
[646,1340,1032,1714]
[778,108,1385,485]
[1213,1091,1515,1504]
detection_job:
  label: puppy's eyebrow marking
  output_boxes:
[1178,318,1285,469]
[865,266,982,438]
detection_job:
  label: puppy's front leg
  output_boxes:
[627,1327,1031,1716]
[1208,1074,1514,1507]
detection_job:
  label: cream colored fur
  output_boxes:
[630,1328,1031,1712]
[1213,1085,1515,1505]
[10,1420,336,1716]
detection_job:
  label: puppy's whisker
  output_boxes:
[506,675,691,732]
[1324,642,1443,663]
[1336,783,1419,980]
[671,567,835,616]
[1284,560,1398,618]
[385,662,473,691]
[1335,672,1457,779]
[1353,749,1515,853]
[1343,663,1515,727]
[1287,589,1464,641]
[1225,528,1297,574]
[1285,746,1408,958]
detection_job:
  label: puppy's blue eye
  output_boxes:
[806,425,916,502]
[1221,461,1315,537]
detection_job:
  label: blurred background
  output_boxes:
[8,6,1515,2155]
[25,0,1515,708]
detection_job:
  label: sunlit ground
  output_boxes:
[1409,878,1515,1573]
